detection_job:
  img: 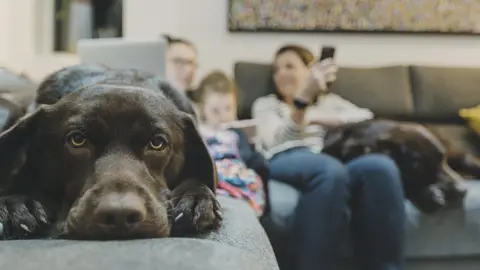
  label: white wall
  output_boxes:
[0,0,79,80]
[2,0,480,81]
[126,0,480,80]
[0,0,10,63]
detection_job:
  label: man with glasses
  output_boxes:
[163,34,198,100]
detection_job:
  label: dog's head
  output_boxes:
[377,123,466,211]
[0,84,215,239]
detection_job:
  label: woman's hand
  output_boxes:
[294,58,338,104]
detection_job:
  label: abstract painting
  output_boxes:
[228,0,480,34]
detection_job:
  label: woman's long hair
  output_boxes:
[270,44,314,101]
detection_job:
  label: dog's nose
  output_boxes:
[93,192,147,229]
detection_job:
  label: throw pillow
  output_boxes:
[459,105,480,135]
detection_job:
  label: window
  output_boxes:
[54,0,123,52]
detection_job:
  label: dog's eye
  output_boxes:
[68,132,87,148]
[149,135,167,150]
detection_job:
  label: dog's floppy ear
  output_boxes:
[179,114,217,193]
[0,105,47,190]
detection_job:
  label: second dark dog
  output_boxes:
[322,119,478,213]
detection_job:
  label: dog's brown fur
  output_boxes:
[0,65,221,240]
[323,119,480,213]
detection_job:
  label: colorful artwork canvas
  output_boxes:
[228,0,480,34]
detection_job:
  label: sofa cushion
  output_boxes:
[410,66,480,122]
[0,239,273,270]
[234,62,272,120]
[330,66,414,119]
[459,105,480,137]
[260,180,301,270]
[0,197,279,270]
[265,179,480,259]
[265,180,300,231]
[402,180,480,258]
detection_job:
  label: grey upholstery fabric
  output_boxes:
[410,66,480,121]
[330,66,414,118]
[234,62,272,120]
[0,197,279,270]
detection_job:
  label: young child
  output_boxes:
[195,71,268,217]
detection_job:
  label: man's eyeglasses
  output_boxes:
[169,57,197,68]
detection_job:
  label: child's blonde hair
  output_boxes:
[196,70,239,119]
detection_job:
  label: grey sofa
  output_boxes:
[234,63,480,270]
[0,197,279,270]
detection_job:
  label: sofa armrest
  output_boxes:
[0,197,279,270]
[201,197,277,265]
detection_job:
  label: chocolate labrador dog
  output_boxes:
[0,64,221,240]
[322,119,477,213]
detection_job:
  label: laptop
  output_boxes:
[77,38,166,77]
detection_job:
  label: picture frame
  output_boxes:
[228,0,480,35]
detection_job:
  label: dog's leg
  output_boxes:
[0,193,53,240]
[447,152,480,179]
[406,185,446,214]
[168,179,222,236]
[436,162,468,208]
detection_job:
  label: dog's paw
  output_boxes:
[170,183,222,235]
[441,181,467,208]
[408,185,446,214]
[0,195,50,240]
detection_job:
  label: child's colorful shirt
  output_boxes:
[201,128,265,216]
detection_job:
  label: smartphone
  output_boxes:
[319,46,336,62]
[319,46,336,88]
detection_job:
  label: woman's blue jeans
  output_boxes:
[269,147,406,270]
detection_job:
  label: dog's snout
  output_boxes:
[93,192,147,229]
[66,172,171,239]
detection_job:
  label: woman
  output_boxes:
[252,45,406,270]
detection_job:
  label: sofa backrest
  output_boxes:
[410,66,480,122]
[234,62,272,120]
[234,62,480,123]
[234,62,414,120]
[329,66,414,119]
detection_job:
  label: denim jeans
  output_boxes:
[269,147,406,270]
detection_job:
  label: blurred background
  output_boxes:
[54,0,123,52]
[1,0,480,82]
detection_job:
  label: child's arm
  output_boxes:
[230,128,271,215]
[230,128,267,172]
